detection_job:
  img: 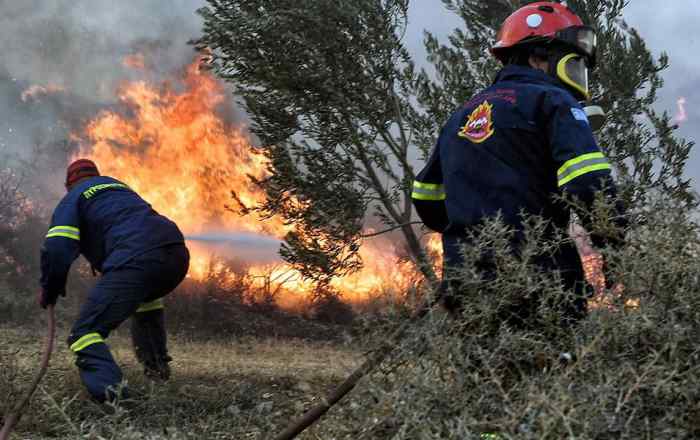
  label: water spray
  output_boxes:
[185,231,281,247]
[185,231,283,264]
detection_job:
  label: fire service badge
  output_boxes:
[458,100,495,143]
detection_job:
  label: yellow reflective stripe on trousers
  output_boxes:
[70,332,104,352]
[46,225,80,241]
[558,152,612,187]
[136,298,164,313]
[411,181,446,201]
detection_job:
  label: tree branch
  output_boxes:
[361,221,422,238]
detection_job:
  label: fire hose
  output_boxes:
[271,319,414,440]
[271,294,439,440]
[0,304,56,440]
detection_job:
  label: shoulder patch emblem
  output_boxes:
[571,107,589,124]
[458,100,495,143]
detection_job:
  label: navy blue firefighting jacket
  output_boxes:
[412,65,620,259]
[40,176,185,297]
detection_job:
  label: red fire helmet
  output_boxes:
[491,2,595,66]
[66,158,100,188]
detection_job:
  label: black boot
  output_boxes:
[131,308,172,381]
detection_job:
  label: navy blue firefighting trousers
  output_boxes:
[441,234,590,327]
[67,244,189,402]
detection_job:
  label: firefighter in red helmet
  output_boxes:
[40,159,190,402]
[491,2,597,101]
[412,2,626,324]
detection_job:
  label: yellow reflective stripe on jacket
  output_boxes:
[70,332,104,352]
[82,183,130,199]
[136,298,165,313]
[46,225,80,241]
[557,152,612,187]
[411,181,446,201]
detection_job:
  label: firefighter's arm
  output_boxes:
[546,92,627,249]
[411,132,449,233]
[39,198,81,307]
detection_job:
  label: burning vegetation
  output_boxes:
[1,54,603,313]
[2,0,698,438]
[4,55,617,317]
[71,57,436,308]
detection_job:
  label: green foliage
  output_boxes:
[197,0,694,293]
[196,2,699,436]
[411,0,508,150]
[196,0,433,287]
[308,200,700,439]
[570,0,696,213]
[292,1,699,438]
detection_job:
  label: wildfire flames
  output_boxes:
[69,56,625,309]
[582,253,637,309]
[73,57,429,305]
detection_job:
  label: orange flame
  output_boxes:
[581,252,636,310]
[573,224,636,310]
[73,57,428,305]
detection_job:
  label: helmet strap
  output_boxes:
[530,45,550,60]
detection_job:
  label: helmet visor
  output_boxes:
[556,53,590,101]
[556,26,597,67]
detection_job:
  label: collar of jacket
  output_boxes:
[66,175,113,198]
[494,64,573,96]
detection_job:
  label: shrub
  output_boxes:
[309,193,700,439]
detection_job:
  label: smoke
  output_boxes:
[185,232,283,263]
[0,0,205,97]
[621,2,699,186]
[2,0,696,194]
[0,0,207,163]
[0,0,212,203]
[673,97,688,125]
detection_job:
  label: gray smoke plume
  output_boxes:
[0,0,207,168]
[0,0,216,204]
[0,0,205,99]
[0,0,694,190]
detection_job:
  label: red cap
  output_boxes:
[66,159,100,187]
[491,2,584,62]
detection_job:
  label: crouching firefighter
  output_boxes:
[411,2,626,325]
[39,159,190,402]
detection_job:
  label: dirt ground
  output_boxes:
[0,324,363,439]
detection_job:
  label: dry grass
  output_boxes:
[0,323,362,439]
